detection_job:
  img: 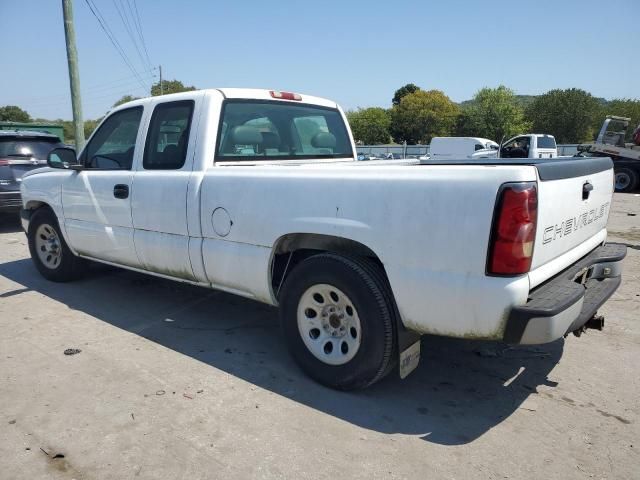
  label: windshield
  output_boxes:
[0,137,63,159]
[216,100,353,161]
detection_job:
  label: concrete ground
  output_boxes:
[1,193,638,480]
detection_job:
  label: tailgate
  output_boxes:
[531,157,614,275]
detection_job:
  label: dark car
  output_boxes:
[0,131,64,212]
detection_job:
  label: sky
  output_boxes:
[1,0,638,120]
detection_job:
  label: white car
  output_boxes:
[19,88,626,389]
[429,137,499,160]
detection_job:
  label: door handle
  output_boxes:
[113,184,129,199]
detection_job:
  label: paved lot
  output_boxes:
[1,193,638,480]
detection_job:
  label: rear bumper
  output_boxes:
[0,191,22,212]
[504,243,627,344]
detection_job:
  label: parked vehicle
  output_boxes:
[20,89,626,390]
[0,131,64,213]
[500,134,558,159]
[429,137,499,160]
[577,116,640,192]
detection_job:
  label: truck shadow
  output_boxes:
[0,214,22,234]
[0,259,563,446]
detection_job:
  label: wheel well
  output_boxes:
[25,200,48,211]
[270,233,386,298]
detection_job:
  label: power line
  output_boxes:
[11,72,156,105]
[83,0,149,92]
[129,0,153,72]
[112,0,148,74]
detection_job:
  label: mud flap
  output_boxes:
[397,324,421,379]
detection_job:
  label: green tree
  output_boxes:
[0,105,31,123]
[604,99,640,141]
[84,118,102,139]
[151,79,196,96]
[526,88,601,143]
[112,95,139,107]
[459,86,531,142]
[390,90,459,143]
[346,107,391,144]
[392,83,420,106]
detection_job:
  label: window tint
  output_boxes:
[216,100,353,161]
[143,100,194,170]
[474,143,484,151]
[84,107,142,169]
[536,136,556,149]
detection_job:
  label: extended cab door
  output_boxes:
[62,106,144,266]
[130,99,199,280]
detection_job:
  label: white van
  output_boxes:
[500,134,558,159]
[429,137,499,159]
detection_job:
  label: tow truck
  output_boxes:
[578,116,640,192]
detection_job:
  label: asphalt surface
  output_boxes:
[0,193,638,479]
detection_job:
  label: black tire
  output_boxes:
[27,208,84,282]
[279,252,397,390]
[614,167,639,193]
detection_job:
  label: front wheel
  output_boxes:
[27,208,84,282]
[614,167,639,193]
[279,253,397,390]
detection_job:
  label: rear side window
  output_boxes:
[537,136,556,149]
[143,100,194,170]
[216,100,353,161]
[0,138,63,159]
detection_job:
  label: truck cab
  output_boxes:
[500,134,558,159]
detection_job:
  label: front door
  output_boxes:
[62,106,144,266]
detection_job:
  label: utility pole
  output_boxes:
[159,65,163,95]
[61,0,85,150]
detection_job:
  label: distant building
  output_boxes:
[0,122,65,143]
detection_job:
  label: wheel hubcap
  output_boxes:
[297,284,361,365]
[615,172,630,190]
[34,223,62,269]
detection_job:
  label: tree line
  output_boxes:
[3,81,638,146]
[0,79,195,144]
[347,84,640,145]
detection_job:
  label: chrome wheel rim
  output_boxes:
[297,284,362,365]
[34,223,62,269]
[615,172,631,190]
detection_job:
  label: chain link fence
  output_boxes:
[356,144,581,158]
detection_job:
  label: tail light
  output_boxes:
[270,90,302,101]
[0,158,10,166]
[487,182,538,275]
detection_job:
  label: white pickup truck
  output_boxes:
[20,88,626,390]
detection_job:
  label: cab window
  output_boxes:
[216,100,353,161]
[83,107,143,169]
[143,100,194,170]
[536,136,556,149]
[501,136,530,158]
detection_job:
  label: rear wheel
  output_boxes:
[614,167,639,193]
[279,253,396,390]
[27,208,84,282]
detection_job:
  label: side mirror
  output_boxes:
[48,147,81,169]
